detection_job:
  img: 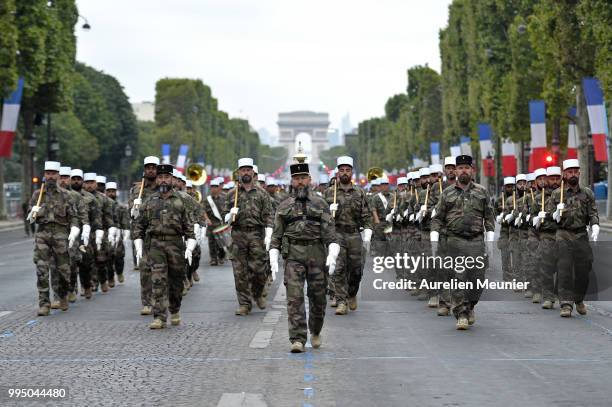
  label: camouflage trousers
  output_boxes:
[497,235,512,281]
[207,229,224,262]
[185,245,201,282]
[447,237,488,319]
[33,225,71,307]
[77,243,95,291]
[109,238,126,280]
[93,232,111,286]
[140,245,153,306]
[284,258,328,345]
[418,230,435,297]
[556,233,593,308]
[507,234,522,282]
[523,238,540,293]
[537,231,558,302]
[50,242,82,300]
[372,223,390,257]
[230,228,268,308]
[148,237,186,321]
[437,236,451,308]
[333,231,364,305]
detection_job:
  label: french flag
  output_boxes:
[583,77,608,162]
[501,140,518,176]
[567,107,578,159]
[161,144,171,164]
[176,144,189,173]
[478,124,495,176]
[450,144,461,157]
[460,136,472,156]
[430,142,440,165]
[529,100,547,172]
[0,78,25,158]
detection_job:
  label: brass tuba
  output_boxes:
[367,167,384,182]
[194,190,202,203]
[187,163,207,186]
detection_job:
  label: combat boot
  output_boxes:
[235,305,250,316]
[348,296,358,311]
[149,318,166,329]
[59,297,69,311]
[193,271,200,282]
[219,258,225,265]
[290,342,305,353]
[427,295,438,308]
[256,296,267,310]
[468,309,475,325]
[140,305,152,315]
[170,313,181,326]
[541,300,554,309]
[133,265,140,272]
[456,316,469,330]
[85,288,92,300]
[117,274,125,283]
[68,292,77,303]
[50,300,61,310]
[560,305,572,318]
[101,282,109,293]
[531,293,542,303]
[80,288,86,297]
[37,306,50,316]
[108,277,115,288]
[437,306,450,316]
[335,303,348,315]
[329,296,337,308]
[209,259,218,266]
[311,334,321,349]
[524,290,533,299]
[576,302,587,315]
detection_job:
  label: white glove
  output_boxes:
[495,214,503,224]
[514,213,523,227]
[553,203,564,223]
[415,207,426,223]
[329,203,339,217]
[526,214,531,223]
[326,243,340,276]
[194,223,201,243]
[385,213,393,222]
[95,229,104,251]
[269,248,280,281]
[430,230,440,256]
[108,227,118,246]
[403,209,409,217]
[225,207,239,224]
[81,224,91,246]
[185,238,197,266]
[264,227,273,251]
[114,227,122,247]
[396,214,402,222]
[431,208,437,219]
[134,238,143,265]
[122,229,130,241]
[591,224,600,242]
[27,205,41,224]
[68,226,80,248]
[130,198,142,219]
[504,213,514,223]
[409,214,415,222]
[362,228,372,252]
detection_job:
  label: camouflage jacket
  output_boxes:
[551,184,598,238]
[128,180,157,209]
[67,188,89,227]
[133,191,195,240]
[29,185,79,229]
[530,187,558,233]
[324,183,372,232]
[91,190,116,229]
[223,184,273,229]
[495,192,510,239]
[111,200,130,230]
[203,193,225,227]
[417,183,438,231]
[79,189,102,231]
[371,191,393,230]
[431,181,495,239]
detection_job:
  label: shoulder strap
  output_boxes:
[207,195,222,221]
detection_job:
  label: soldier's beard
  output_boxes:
[458,174,471,185]
[295,185,309,200]
[46,179,57,189]
[568,177,579,186]
[241,175,252,184]
[447,173,456,180]
[340,175,351,184]
[71,183,82,191]
[159,183,172,193]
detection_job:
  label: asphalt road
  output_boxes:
[1,227,612,406]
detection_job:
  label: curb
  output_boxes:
[0,221,23,232]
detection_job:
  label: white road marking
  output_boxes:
[0,311,14,320]
[0,239,33,250]
[216,392,268,407]
[249,285,285,349]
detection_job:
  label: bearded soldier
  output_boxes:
[550,159,599,318]
[95,176,120,290]
[270,160,339,352]
[430,155,495,330]
[27,161,81,316]
[223,158,274,316]
[325,156,372,315]
[133,164,196,329]
[129,156,160,315]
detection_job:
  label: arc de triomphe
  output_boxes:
[277,111,330,180]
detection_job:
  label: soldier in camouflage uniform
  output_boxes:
[129,156,160,315]
[414,167,437,302]
[27,161,81,316]
[325,156,372,315]
[106,182,130,285]
[133,164,196,329]
[93,176,119,292]
[550,159,599,318]
[203,179,226,265]
[223,158,274,316]
[495,177,515,282]
[371,176,393,257]
[522,172,542,303]
[270,160,339,353]
[431,155,495,330]
[506,174,530,296]
[71,169,102,300]
[183,177,205,286]
[531,167,561,309]
[400,172,420,295]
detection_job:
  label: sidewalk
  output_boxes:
[0,218,23,232]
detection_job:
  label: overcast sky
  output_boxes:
[76,0,451,136]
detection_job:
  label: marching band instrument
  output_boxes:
[187,163,208,186]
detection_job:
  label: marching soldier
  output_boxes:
[414,167,435,302]
[496,177,515,282]
[269,159,339,352]
[27,161,82,316]
[523,173,542,303]
[95,176,119,290]
[316,173,329,196]
[325,156,372,315]
[185,179,204,284]
[551,159,599,318]
[129,156,160,315]
[203,178,226,265]
[371,176,392,257]
[507,174,530,296]
[70,169,101,299]
[430,155,495,330]
[133,164,196,329]
[106,182,130,285]
[223,158,274,316]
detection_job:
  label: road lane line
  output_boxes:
[0,311,13,320]
[216,392,268,407]
[0,238,33,250]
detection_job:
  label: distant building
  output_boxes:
[132,101,155,122]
